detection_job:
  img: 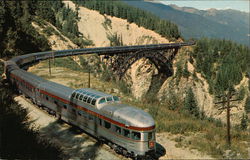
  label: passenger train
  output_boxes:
[3,45,166,159]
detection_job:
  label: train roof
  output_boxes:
[73,88,111,97]
[100,104,155,128]
[72,88,120,107]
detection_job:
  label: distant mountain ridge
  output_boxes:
[122,0,249,46]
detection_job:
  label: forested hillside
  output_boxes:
[73,0,181,40]
[0,0,87,59]
[0,1,50,58]
[122,0,249,46]
[191,38,250,94]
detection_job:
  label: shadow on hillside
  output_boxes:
[40,120,102,159]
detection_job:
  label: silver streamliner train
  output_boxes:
[4,51,156,158]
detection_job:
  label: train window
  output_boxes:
[54,101,58,105]
[104,121,111,129]
[98,98,106,104]
[75,93,80,99]
[79,95,84,101]
[148,132,153,140]
[72,108,76,113]
[106,97,112,102]
[99,118,102,126]
[72,92,76,98]
[113,96,119,101]
[46,96,49,101]
[87,97,92,104]
[91,99,96,105]
[123,129,130,138]
[83,96,88,102]
[115,126,121,134]
[132,132,141,140]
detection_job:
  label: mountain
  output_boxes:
[122,0,250,46]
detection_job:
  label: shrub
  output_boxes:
[240,114,248,130]
[116,80,130,95]
[245,97,250,113]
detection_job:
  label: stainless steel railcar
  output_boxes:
[5,56,156,158]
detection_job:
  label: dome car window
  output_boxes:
[98,98,106,104]
[72,92,76,98]
[87,97,92,103]
[79,95,84,101]
[83,96,88,102]
[75,93,80,99]
[91,99,96,105]
[106,97,112,102]
[113,96,119,101]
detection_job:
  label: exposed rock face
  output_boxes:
[64,1,170,98]
[32,22,78,50]
[158,52,249,125]
[127,58,157,99]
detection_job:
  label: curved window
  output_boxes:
[91,99,96,105]
[106,97,112,102]
[87,97,92,103]
[98,98,106,104]
[72,92,76,98]
[83,96,88,102]
[75,93,80,99]
[113,96,119,101]
[79,95,84,101]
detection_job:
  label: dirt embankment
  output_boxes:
[64,1,169,99]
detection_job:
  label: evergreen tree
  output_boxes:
[240,114,248,130]
[73,0,181,40]
[183,62,190,78]
[184,88,200,118]
[245,97,250,113]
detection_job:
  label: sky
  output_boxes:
[160,0,250,12]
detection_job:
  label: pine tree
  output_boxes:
[245,97,250,113]
[240,114,248,130]
[183,62,190,78]
[184,88,200,118]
